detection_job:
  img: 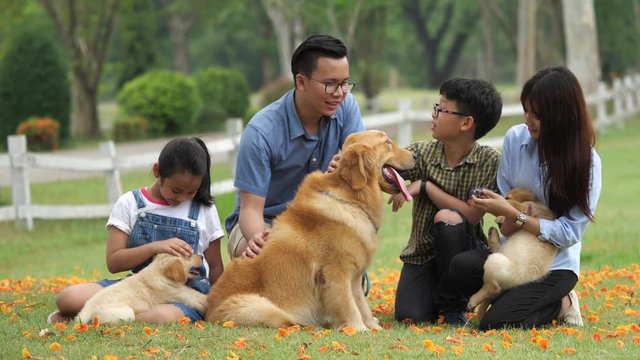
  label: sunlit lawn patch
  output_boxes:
[2,264,639,359]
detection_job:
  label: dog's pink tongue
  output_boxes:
[387,167,412,201]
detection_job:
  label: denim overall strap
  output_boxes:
[127,189,210,294]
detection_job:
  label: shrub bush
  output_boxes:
[111,116,149,142]
[16,117,61,152]
[259,76,294,108]
[195,67,251,128]
[117,70,202,136]
[0,27,70,143]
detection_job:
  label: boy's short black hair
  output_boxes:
[439,78,502,140]
[290,35,347,82]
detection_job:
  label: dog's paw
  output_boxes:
[488,226,499,237]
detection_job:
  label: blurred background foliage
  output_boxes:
[0,0,637,146]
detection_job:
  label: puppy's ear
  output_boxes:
[339,143,376,190]
[163,258,187,283]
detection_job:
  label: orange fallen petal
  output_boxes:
[342,326,356,335]
[222,321,236,328]
[564,347,577,354]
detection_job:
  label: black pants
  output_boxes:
[395,212,480,323]
[447,248,578,330]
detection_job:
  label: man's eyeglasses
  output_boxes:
[310,78,355,94]
[433,103,470,119]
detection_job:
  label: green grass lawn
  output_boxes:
[0,116,639,359]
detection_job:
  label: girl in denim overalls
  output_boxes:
[48,138,225,324]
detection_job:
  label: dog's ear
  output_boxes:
[163,258,187,283]
[339,143,376,190]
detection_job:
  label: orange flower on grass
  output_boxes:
[144,347,162,356]
[194,321,206,330]
[591,333,603,342]
[143,326,153,336]
[179,316,191,325]
[342,326,356,335]
[331,341,347,352]
[232,337,248,349]
[21,348,31,359]
[587,314,599,322]
[563,347,577,354]
[49,342,62,351]
[53,322,66,333]
[482,343,495,354]
[222,321,236,328]
[452,346,464,356]
[633,336,640,345]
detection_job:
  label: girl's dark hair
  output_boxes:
[157,137,214,206]
[520,66,595,220]
[290,34,347,82]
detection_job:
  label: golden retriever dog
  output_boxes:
[76,253,207,324]
[468,188,557,319]
[206,130,415,331]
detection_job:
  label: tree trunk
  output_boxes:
[72,76,100,137]
[167,12,193,74]
[562,0,601,94]
[40,0,118,138]
[516,0,537,90]
[262,0,304,79]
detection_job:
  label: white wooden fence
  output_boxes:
[2,73,640,230]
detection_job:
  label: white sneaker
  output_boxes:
[560,290,583,326]
[46,310,61,324]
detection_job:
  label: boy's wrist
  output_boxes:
[420,179,428,198]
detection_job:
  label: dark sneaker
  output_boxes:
[442,310,468,326]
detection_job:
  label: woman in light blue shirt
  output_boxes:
[450,66,602,330]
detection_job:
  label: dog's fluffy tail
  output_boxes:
[210,294,294,328]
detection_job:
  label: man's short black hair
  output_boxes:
[439,78,503,140]
[291,35,347,82]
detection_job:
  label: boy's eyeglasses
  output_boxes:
[310,78,355,94]
[433,103,470,119]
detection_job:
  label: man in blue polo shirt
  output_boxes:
[225,34,365,258]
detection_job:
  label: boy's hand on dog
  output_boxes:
[387,181,419,212]
[242,231,270,258]
[154,238,194,257]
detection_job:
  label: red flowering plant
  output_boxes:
[16,117,61,152]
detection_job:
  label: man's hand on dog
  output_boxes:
[326,151,341,173]
[242,231,270,258]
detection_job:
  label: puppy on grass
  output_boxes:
[468,188,557,320]
[76,253,207,324]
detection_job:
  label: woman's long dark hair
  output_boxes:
[157,137,214,206]
[520,66,595,220]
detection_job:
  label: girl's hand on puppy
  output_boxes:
[154,238,194,257]
[470,189,514,217]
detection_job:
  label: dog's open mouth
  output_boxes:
[382,165,412,201]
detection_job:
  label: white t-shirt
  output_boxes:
[106,187,225,274]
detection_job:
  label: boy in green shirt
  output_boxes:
[388,78,502,325]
